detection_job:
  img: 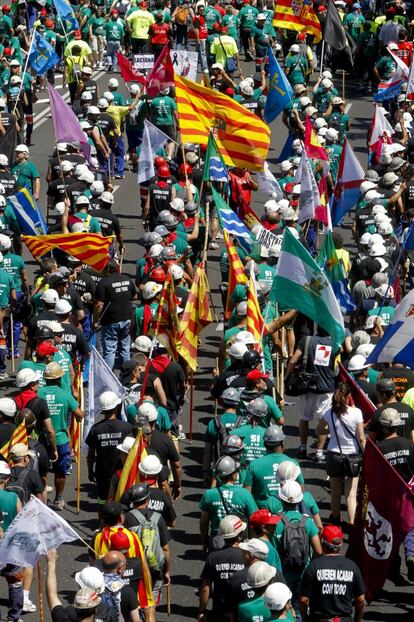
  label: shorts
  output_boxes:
[126,128,143,152]
[90,34,106,53]
[299,392,333,422]
[152,577,163,606]
[52,442,71,475]
[159,124,176,142]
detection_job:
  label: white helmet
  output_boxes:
[116,436,135,453]
[132,335,152,353]
[142,281,163,300]
[276,460,301,483]
[0,234,11,251]
[171,264,184,280]
[264,199,279,214]
[91,180,105,196]
[148,244,164,258]
[103,90,115,102]
[247,561,276,588]
[75,567,105,594]
[137,402,158,422]
[378,222,393,235]
[16,368,41,388]
[139,454,162,476]
[0,397,17,418]
[218,515,246,539]
[279,480,303,503]
[348,354,369,371]
[55,299,72,315]
[264,583,293,612]
[100,390,122,411]
[228,342,248,359]
[108,78,119,88]
[40,288,59,305]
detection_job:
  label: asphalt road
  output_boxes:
[0,64,412,622]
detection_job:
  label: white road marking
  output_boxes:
[345,103,352,114]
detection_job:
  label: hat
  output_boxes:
[332,96,344,105]
[369,243,387,257]
[211,62,224,70]
[0,461,11,477]
[382,172,399,187]
[376,377,395,393]
[0,397,17,418]
[36,341,58,357]
[74,588,101,610]
[139,454,163,476]
[378,407,403,427]
[290,44,300,53]
[249,509,281,526]
[246,369,269,381]
[279,480,303,504]
[365,314,385,330]
[264,583,293,612]
[375,284,394,299]
[100,191,114,205]
[293,84,306,94]
[81,66,93,76]
[218,515,246,539]
[132,335,152,353]
[75,567,105,594]
[10,442,30,459]
[16,368,41,388]
[348,354,369,372]
[247,561,276,588]
[55,299,72,315]
[101,501,127,521]
[15,144,29,153]
[322,524,344,544]
[60,160,73,173]
[116,436,135,454]
[239,538,269,560]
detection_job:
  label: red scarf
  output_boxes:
[166,232,177,244]
[151,353,170,373]
[15,389,37,410]
[143,303,153,334]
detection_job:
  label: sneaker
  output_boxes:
[314,452,326,464]
[53,498,65,511]
[23,599,37,613]
[177,424,186,440]
[215,231,223,239]
[209,241,219,250]
[46,485,53,493]
[297,446,307,459]
[407,557,414,582]
[0,371,8,380]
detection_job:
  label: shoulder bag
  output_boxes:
[330,411,364,478]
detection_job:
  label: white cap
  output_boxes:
[139,454,162,476]
[264,583,293,612]
[16,368,41,388]
[75,567,105,594]
[100,191,114,204]
[322,78,333,88]
[0,234,11,251]
[360,181,377,195]
[142,281,163,300]
[137,402,158,422]
[0,397,17,418]
[247,561,276,588]
[299,96,311,107]
[47,320,65,334]
[372,204,387,216]
[365,190,382,202]
[116,436,135,453]
[55,299,72,314]
[129,83,141,95]
[305,106,318,117]
[374,213,391,225]
[322,70,333,79]
[78,170,94,183]
[279,480,303,503]
[132,335,152,353]
[368,233,384,247]
[171,264,184,280]
[91,180,105,196]
[109,78,119,88]
[100,390,122,411]
[40,288,59,304]
[359,232,372,246]
[0,195,6,207]
[228,342,248,359]
[80,91,93,101]
[15,143,29,153]
[348,354,370,371]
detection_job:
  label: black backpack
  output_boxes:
[214,414,242,458]
[6,466,31,504]
[280,515,309,572]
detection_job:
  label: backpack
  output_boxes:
[6,466,31,504]
[279,515,309,572]
[128,509,165,572]
[175,7,189,24]
[214,414,243,458]
[100,585,124,622]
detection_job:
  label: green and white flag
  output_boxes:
[271,228,345,350]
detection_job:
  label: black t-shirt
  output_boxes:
[96,273,136,325]
[149,359,185,414]
[381,367,414,401]
[210,366,245,400]
[66,181,85,209]
[47,176,74,204]
[72,270,96,299]
[61,285,84,316]
[0,171,17,196]
[27,310,58,340]
[149,429,180,466]
[89,208,121,237]
[201,547,245,613]
[147,487,177,526]
[82,79,98,104]
[0,421,15,449]
[355,379,379,406]
[298,335,336,394]
[98,113,117,141]
[378,435,414,482]
[51,603,118,622]
[299,555,365,621]
[60,322,89,362]
[85,418,132,481]
[228,565,286,607]
[8,465,44,497]
[29,438,50,476]
[370,401,414,441]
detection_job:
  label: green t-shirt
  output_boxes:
[325,143,342,182]
[18,360,46,388]
[112,91,127,106]
[238,594,272,622]
[343,12,365,39]
[1,252,25,291]
[38,384,78,445]
[133,301,158,335]
[375,55,396,80]
[285,54,308,85]
[11,161,40,193]
[89,15,106,35]
[75,211,101,233]
[204,6,221,31]
[257,263,276,288]
[262,538,282,571]
[262,490,319,519]
[230,423,267,465]
[199,483,257,535]
[368,305,395,326]
[104,19,126,41]
[238,5,259,29]
[244,453,304,507]
[222,14,238,39]
[0,488,18,532]
[0,268,13,308]
[0,15,12,37]
[206,411,239,442]
[274,510,319,581]
[53,348,72,393]
[150,96,177,127]
[79,6,92,35]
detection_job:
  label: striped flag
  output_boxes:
[223,229,248,320]
[69,361,82,463]
[177,265,213,371]
[0,422,28,461]
[305,117,329,161]
[115,428,147,501]
[175,75,270,171]
[152,273,179,358]
[273,0,322,43]
[22,233,112,272]
[247,266,267,353]
[202,132,228,183]
[8,188,47,235]
[213,186,253,252]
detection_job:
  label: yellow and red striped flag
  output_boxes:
[175,75,270,171]
[247,271,268,352]
[223,229,248,321]
[152,273,179,357]
[22,233,112,272]
[0,422,28,461]
[273,0,322,43]
[177,265,213,371]
[305,117,329,161]
[70,361,82,463]
[115,428,147,502]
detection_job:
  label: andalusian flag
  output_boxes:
[223,229,248,320]
[304,117,329,161]
[0,422,28,461]
[115,428,147,502]
[177,265,213,371]
[316,231,346,284]
[22,233,112,272]
[272,228,345,350]
[247,265,267,352]
[175,75,270,171]
[273,0,322,43]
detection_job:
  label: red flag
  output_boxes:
[304,117,329,161]
[116,52,146,85]
[338,363,376,423]
[348,439,414,601]
[146,43,174,98]
[314,175,329,225]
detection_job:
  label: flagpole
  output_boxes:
[10,312,15,373]
[37,560,45,622]
[189,371,194,442]
[13,25,37,116]
[342,70,345,101]
[76,374,84,514]
[319,40,325,76]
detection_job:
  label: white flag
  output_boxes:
[369,104,395,149]
[0,496,78,568]
[294,151,319,224]
[137,123,155,184]
[387,46,410,77]
[145,120,171,150]
[257,162,284,200]
[407,60,414,99]
[84,347,126,449]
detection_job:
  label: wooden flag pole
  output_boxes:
[10,312,15,373]
[37,560,45,622]
[166,582,171,615]
[76,373,84,514]
[189,371,194,442]
[280,325,286,399]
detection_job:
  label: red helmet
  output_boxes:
[179,163,193,176]
[285,182,295,194]
[154,156,167,169]
[40,7,47,15]
[157,165,170,179]
[149,267,167,283]
[2,5,10,12]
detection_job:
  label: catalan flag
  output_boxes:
[69,362,82,463]
[247,268,268,353]
[175,75,270,171]
[273,0,322,43]
[22,233,112,272]
[223,229,248,321]
[177,265,213,371]
[115,428,147,502]
[0,422,28,461]
[152,272,179,357]
[304,117,329,161]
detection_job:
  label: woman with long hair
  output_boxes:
[316,382,366,526]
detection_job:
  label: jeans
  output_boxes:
[196,39,207,71]
[1,565,23,622]
[107,40,121,69]
[5,291,23,356]
[101,319,131,370]
[113,135,125,177]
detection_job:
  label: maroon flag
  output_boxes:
[338,363,376,423]
[116,52,146,85]
[146,43,174,98]
[348,439,414,601]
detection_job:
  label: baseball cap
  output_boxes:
[246,369,269,381]
[376,378,395,392]
[322,524,344,544]
[10,442,30,459]
[36,341,58,357]
[101,501,127,522]
[239,538,268,560]
[378,407,403,427]
[249,509,281,526]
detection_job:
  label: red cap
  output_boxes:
[285,182,295,194]
[111,8,119,14]
[249,509,281,526]
[246,369,269,381]
[154,156,166,169]
[141,1,148,7]
[2,5,10,11]
[318,5,327,11]
[36,342,58,357]
[74,30,82,38]
[110,530,130,551]
[225,87,235,96]
[297,33,306,40]
[3,47,11,56]
[322,525,343,544]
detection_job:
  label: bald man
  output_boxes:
[101,551,140,621]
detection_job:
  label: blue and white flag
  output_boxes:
[257,162,284,201]
[29,31,60,76]
[53,0,79,29]
[212,186,252,251]
[8,189,47,235]
[402,222,414,250]
[332,279,356,314]
[367,289,414,367]
[209,155,228,183]
[264,47,293,124]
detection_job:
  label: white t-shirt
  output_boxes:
[324,406,363,454]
